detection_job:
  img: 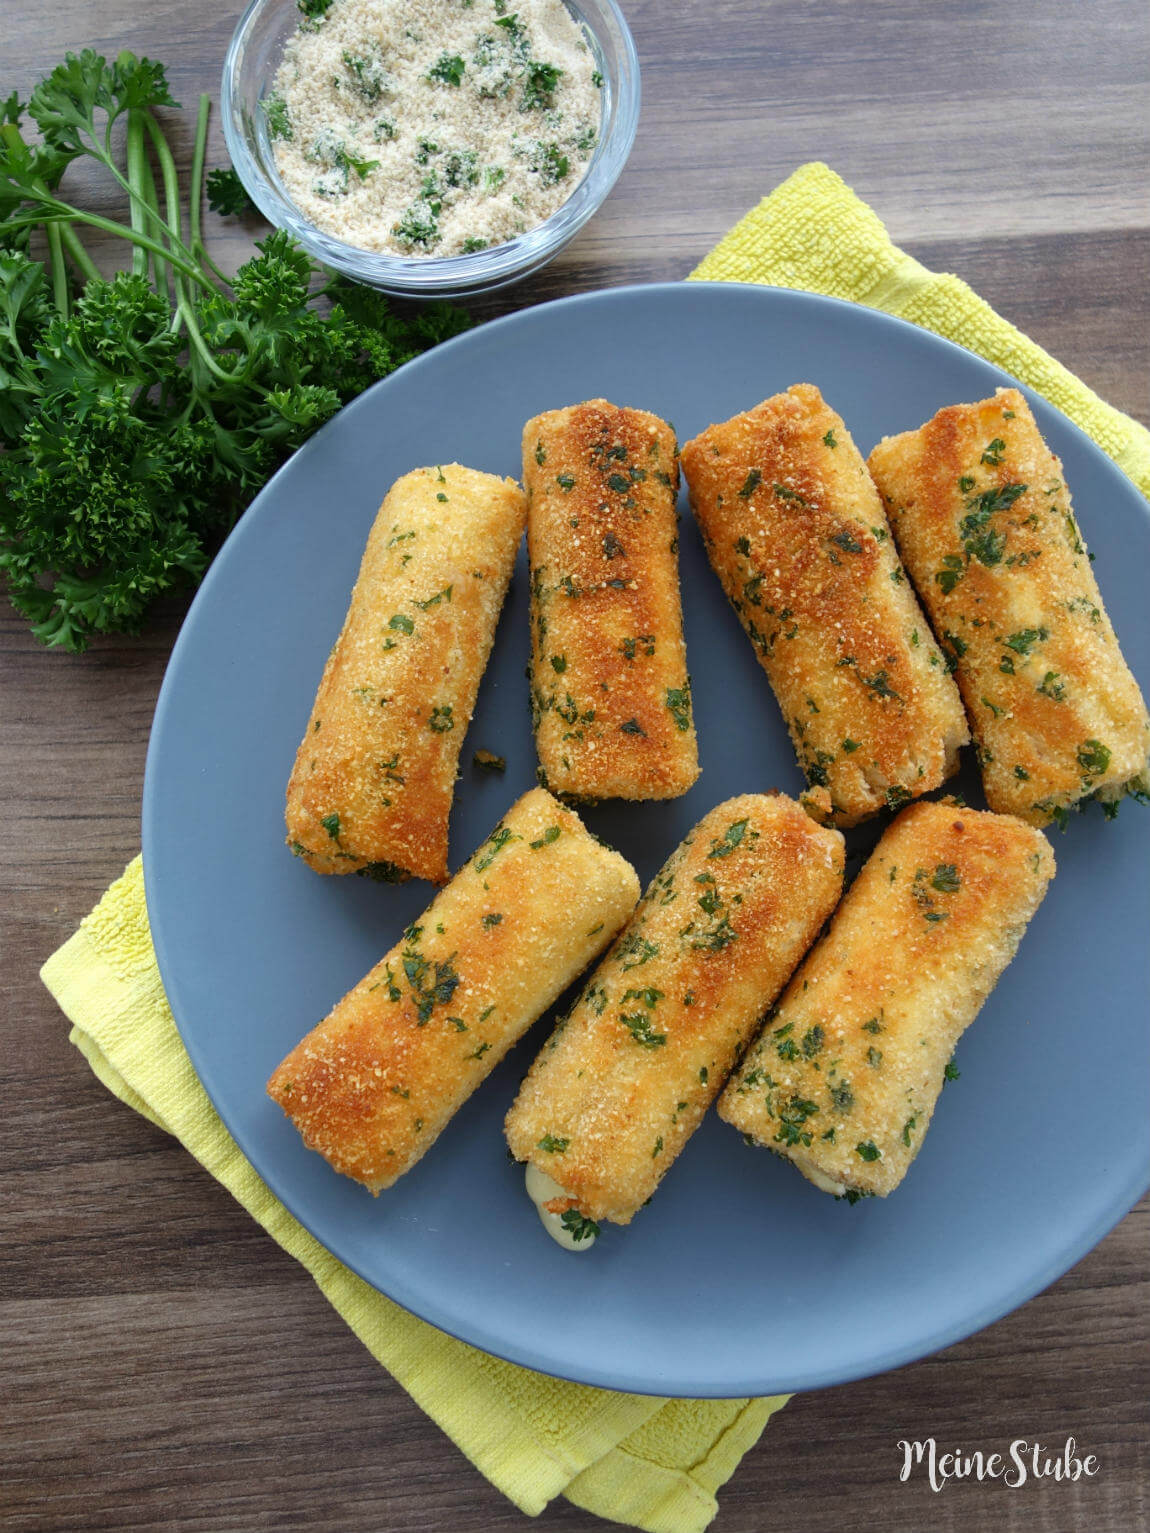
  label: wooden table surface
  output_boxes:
[4,1,1148,1529]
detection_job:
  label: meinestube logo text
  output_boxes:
[898,1436,1099,1492]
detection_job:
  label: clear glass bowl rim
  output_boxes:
[220,0,641,294]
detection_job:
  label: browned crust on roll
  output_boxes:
[524,400,700,801]
[681,384,969,827]
[504,793,845,1224]
[868,389,1150,826]
[268,788,641,1193]
[719,800,1056,1198]
[285,465,527,884]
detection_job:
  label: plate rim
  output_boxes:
[142,280,1150,1397]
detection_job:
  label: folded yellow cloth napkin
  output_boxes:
[42,163,1149,1532]
[42,858,787,1531]
[690,161,1150,501]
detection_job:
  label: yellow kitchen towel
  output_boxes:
[42,164,1150,1533]
[689,161,1150,502]
[42,858,788,1533]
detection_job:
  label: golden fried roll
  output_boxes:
[285,465,527,884]
[681,384,968,828]
[268,789,640,1193]
[867,388,1150,826]
[505,794,844,1227]
[524,400,699,800]
[719,800,1055,1199]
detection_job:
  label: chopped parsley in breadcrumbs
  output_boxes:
[270,0,601,256]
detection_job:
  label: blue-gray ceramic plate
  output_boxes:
[143,284,1150,1397]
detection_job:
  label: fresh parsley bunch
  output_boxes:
[0,51,468,650]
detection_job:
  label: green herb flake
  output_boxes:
[428,52,466,86]
[621,1012,667,1048]
[931,864,961,894]
[265,92,293,141]
[320,811,341,841]
[823,429,837,448]
[474,824,515,872]
[560,1208,599,1242]
[665,685,692,732]
[619,933,660,970]
[481,912,503,929]
[530,825,562,850]
[1004,626,1048,656]
[829,1080,854,1113]
[1077,739,1111,776]
[429,704,454,732]
[708,818,752,859]
[538,1133,569,1153]
[774,1094,820,1147]
[414,584,453,610]
[357,860,410,884]
[388,613,414,635]
[855,1140,881,1162]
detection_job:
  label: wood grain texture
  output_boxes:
[3,0,1148,1529]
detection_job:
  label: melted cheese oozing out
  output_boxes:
[801,1166,847,1197]
[525,1163,597,1252]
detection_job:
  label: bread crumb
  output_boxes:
[269,0,602,256]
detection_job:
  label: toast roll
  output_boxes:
[719,800,1055,1198]
[505,794,844,1225]
[286,464,526,884]
[269,789,640,1192]
[524,399,699,801]
[681,384,968,827]
[868,388,1150,826]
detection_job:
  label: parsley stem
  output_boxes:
[45,222,68,317]
[143,111,243,386]
[92,109,183,250]
[58,225,100,283]
[125,110,150,280]
[188,95,231,287]
[142,111,184,247]
[7,202,212,288]
[139,145,174,310]
[189,95,208,258]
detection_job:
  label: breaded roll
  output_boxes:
[868,388,1150,826]
[681,385,968,827]
[524,400,699,800]
[285,465,527,884]
[268,789,640,1192]
[505,794,845,1226]
[719,800,1055,1199]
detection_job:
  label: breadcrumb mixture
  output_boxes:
[268,0,602,257]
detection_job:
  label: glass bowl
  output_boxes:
[221,0,641,297]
